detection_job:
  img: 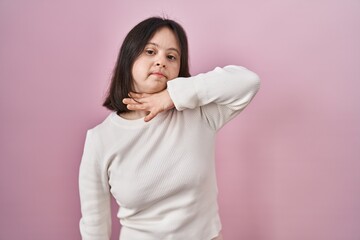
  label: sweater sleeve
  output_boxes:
[166,65,260,130]
[79,130,112,240]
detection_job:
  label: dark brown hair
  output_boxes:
[103,17,190,113]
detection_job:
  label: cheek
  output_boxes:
[131,60,139,76]
[132,55,149,70]
[132,59,147,79]
[171,63,181,78]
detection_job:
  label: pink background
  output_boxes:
[1,0,359,239]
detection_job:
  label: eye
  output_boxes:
[145,49,155,55]
[167,55,177,61]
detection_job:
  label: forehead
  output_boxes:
[148,27,180,50]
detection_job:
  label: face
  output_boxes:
[131,27,181,93]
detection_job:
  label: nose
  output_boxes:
[155,55,166,68]
[156,63,165,67]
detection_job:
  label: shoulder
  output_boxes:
[83,113,115,150]
[87,112,114,134]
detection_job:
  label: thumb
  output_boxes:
[144,111,157,122]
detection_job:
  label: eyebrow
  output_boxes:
[147,42,180,55]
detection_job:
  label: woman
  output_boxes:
[79,17,260,240]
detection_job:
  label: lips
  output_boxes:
[151,72,166,78]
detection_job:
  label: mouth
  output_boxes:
[150,72,167,78]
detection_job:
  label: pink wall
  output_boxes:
[1,0,359,239]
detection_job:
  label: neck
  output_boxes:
[119,110,149,120]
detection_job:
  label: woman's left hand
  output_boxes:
[122,89,175,122]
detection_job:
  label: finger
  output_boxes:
[122,98,139,105]
[144,111,157,122]
[127,103,147,111]
[128,93,146,104]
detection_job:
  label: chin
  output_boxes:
[145,85,167,94]
[134,81,167,93]
[145,89,165,94]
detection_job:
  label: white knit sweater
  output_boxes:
[79,65,260,240]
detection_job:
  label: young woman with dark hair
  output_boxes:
[102,17,190,115]
[79,16,260,240]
